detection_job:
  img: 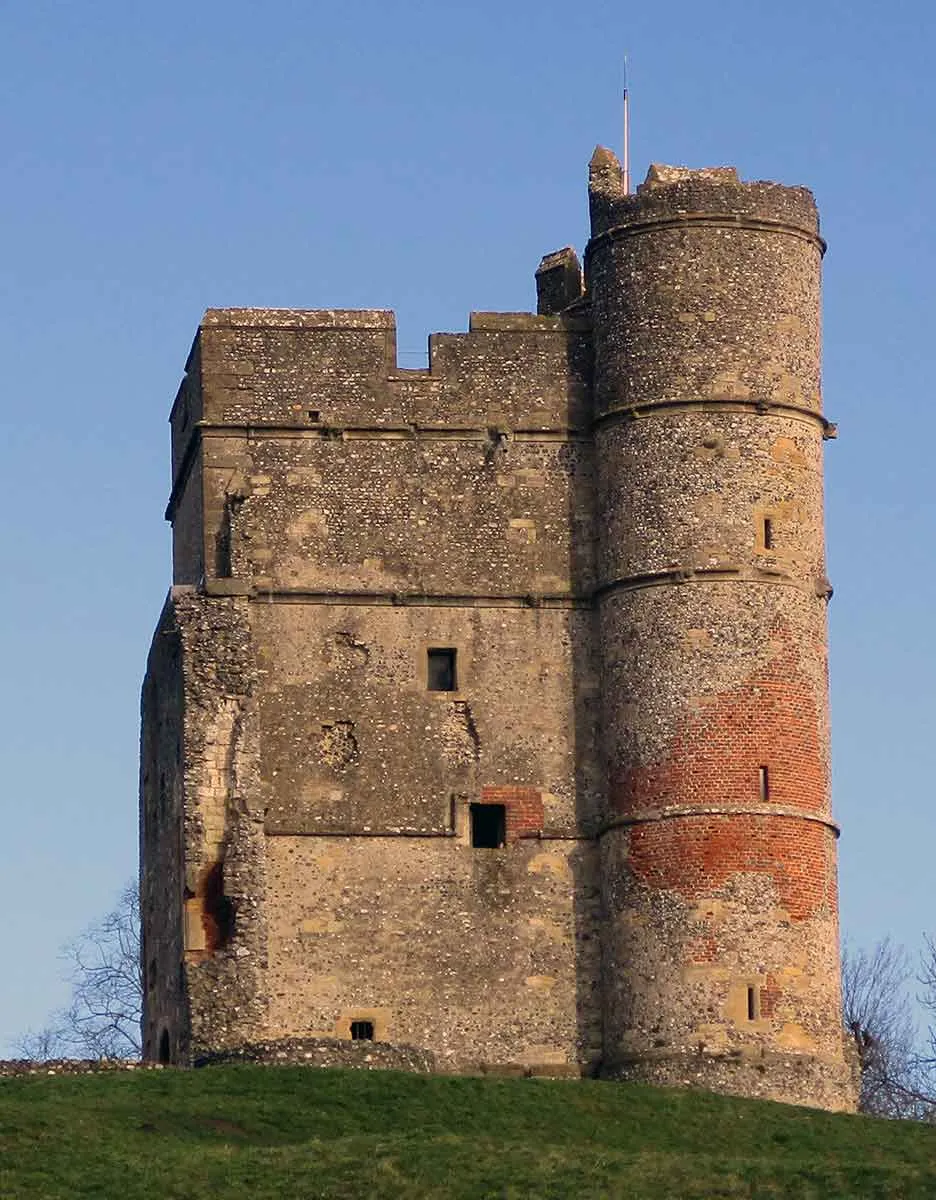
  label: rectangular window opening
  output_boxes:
[427,647,457,692]
[763,517,774,550]
[307,409,321,422]
[758,765,770,803]
[747,986,759,1021]
[470,802,506,849]
[350,1020,375,1041]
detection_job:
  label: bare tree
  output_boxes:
[15,881,142,1061]
[916,934,936,1085]
[842,937,934,1119]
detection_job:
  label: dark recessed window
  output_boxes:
[763,517,774,550]
[747,986,760,1021]
[350,1020,375,1041]
[308,409,321,422]
[427,648,457,692]
[758,765,770,803]
[470,803,506,848]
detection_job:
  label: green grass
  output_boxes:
[2,1066,936,1199]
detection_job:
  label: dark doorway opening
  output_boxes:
[158,1029,171,1064]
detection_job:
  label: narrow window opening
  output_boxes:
[763,517,774,550]
[158,1029,171,1064]
[470,803,506,848]
[350,1020,375,1041]
[758,765,770,803]
[427,648,457,692]
[747,986,759,1021]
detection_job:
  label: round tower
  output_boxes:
[586,152,855,1110]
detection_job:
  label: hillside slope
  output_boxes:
[2,1066,935,1198]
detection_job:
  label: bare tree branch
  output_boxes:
[14,881,142,1061]
[842,937,935,1119]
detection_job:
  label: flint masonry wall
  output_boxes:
[141,152,855,1109]
[587,156,851,1108]
[144,305,606,1073]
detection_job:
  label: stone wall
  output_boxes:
[263,836,601,1072]
[0,1059,167,1078]
[144,301,605,1073]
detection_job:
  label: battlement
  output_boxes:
[167,304,593,518]
[587,149,821,242]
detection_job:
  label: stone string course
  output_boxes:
[140,149,856,1112]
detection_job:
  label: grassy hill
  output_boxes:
[2,1065,936,1198]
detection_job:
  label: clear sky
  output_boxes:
[1,0,933,1053]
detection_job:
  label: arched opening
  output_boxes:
[158,1028,171,1065]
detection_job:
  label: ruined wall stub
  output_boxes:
[140,149,855,1110]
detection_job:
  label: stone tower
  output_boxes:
[140,148,855,1111]
[587,152,851,1106]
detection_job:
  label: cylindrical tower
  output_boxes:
[586,151,854,1110]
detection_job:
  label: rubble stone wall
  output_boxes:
[587,154,853,1109]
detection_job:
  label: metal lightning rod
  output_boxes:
[622,55,631,193]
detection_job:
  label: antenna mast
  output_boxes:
[622,56,631,194]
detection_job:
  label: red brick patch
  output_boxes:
[625,812,837,920]
[480,785,544,841]
[612,624,827,818]
[611,622,834,920]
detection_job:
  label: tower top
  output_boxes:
[587,149,821,242]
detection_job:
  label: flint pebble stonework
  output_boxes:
[140,150,856,1112]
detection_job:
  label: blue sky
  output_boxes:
[1,0,934,1052]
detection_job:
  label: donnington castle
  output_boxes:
[141,146,856,1111]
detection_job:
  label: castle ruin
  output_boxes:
[140,148,856,1110]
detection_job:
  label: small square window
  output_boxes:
[470,803,506,848]
[350,1020,374,1041]
[427,648,457,692]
